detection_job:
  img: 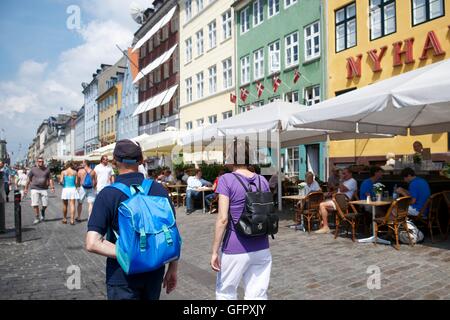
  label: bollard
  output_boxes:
[14,190,21,243]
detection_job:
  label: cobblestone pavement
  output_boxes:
[1,185,450,300]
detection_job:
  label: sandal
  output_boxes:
[70,220,75,225]
[62,219,67,224]
[75,218,82,223]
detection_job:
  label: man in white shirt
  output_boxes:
[92,155,115,193]
[186,169,212,214]
[304,172,321,195]
[315,167,357,234]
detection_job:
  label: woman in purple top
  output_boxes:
[210,140,272,300]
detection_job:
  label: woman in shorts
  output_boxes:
[60,161,79,225]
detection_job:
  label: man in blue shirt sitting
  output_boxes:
[396,167,431,217]
[360,166,384,200]
[86,139,178,300]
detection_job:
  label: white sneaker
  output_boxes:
[39,215,44,222]
[33,218,40,225]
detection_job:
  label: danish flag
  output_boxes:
[273,76,282,93]
[256,81,265,98]
[293,69,301,84]
[230,93,237,104]
[240,88,249,102]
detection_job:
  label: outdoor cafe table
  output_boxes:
[167,184,187,207]
[350,200,393,245]
[197,186,214,213]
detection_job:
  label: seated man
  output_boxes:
[159,169,176,184]
[185,169,212,215]
[327,167,341,193]
[204,170,225,212]
[360,166,384,200]
[315,167,357,234]
[396,167,431,217]
[304,172,321,195]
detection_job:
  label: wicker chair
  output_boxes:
[442,191,450,240]
[410,193,444,243]
[295,192,324,233]
[333,193,364,242]
[373,196,413,250]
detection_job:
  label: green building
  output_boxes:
[233,0,326,180]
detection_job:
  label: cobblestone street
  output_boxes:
[1,185,450,300]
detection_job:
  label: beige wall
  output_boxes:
[179,0,236,131]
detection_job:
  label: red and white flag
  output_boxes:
[293,69,301,84]
[240,88,249,102]
[230,93,237,104]
[256,81,265,98]
[273,76,282,93]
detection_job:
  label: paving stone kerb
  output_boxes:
[1,184,449,300]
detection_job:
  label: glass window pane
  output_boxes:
[430,0,444,18]
[336,8,345,23]
[336,24,345,51]
[347,3,356,18]
[347,19,356,47]
[413,0,427,24]
[371,7,382,39]
[384,3,396,34]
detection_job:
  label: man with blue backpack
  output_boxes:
[77,160,95,220]
[86,139,181,300]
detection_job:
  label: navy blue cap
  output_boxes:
[113,139,143,164]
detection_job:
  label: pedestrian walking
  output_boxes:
[24,157,55,224]
[210,139,273,300]
[60,161,79,225]
[15,168,28,199]
[86,139,178,300]
[92,155,115,193]
[77,159,95,219]
[0,161,11,202]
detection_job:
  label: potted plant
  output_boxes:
[373,183,385,202]
[298,182,307,196]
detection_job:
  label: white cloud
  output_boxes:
[0,0,147,162]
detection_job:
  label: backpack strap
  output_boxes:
[231,173,249,192]
[108,182,132,198]
[141,179,154,195]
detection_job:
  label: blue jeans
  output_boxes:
[205,193,217,210]
[186,189,201,211]
[106,266,165,300]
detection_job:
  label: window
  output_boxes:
[208,20,217,49]
[196,30,204,56]
[304,21,321,61]
[412,0,444,25]
[197,118,204,127]
[208,65,217,94]
[186,121,193,130]
[253,48,264,80]
[269,95,281,102]
[285,91,299,103]
[304,85,321,106]
[163,62,170,79]
[196,0,204,13]
[185,38,192,63]
[223,110,232,119]
[222,10,232,40]
[241,7,250,34]
[186,78,193,102]
[253,0,264,26]
[370,0,396,40]
[185,0,192,21]
[208,115,217,124]
[268,0,280,18]
[154,67,161,83]
[285,0,297,8]
[335,2,357,52]
[286,147,299,177]
[240,55,250,85]
[223,58,233,89]
[269,41,280,73]
[197,72,204,98]
[285,32,299,67]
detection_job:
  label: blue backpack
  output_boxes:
[109,179,182,275]
[82,169,93,189]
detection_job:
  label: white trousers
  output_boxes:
[216,248,272,300]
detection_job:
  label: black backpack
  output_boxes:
[230,173,279,238]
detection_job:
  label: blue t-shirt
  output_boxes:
[408,177,431,214]
[88,172,175,285]
[359,178,375,200]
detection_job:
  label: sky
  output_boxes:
[0,0,150,164]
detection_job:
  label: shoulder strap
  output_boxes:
[231,173,249,192]
[141,179,153,195]
[108,182,132,198]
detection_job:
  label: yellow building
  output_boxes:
[179,0,236,132]
[98,75,123,146]
[327,0,450,166]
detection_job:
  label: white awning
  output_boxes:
[133,44,177,84]
[132,6,177,53]
[132,85,178,117]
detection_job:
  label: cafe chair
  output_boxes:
[333,193,364,242]
[208,194,219,214]
[296,192,324,233]
[373,196,413,250]
[410,192,444,243]
[441,191,450,240]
